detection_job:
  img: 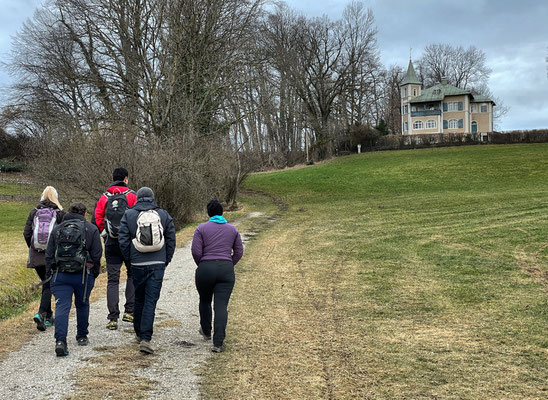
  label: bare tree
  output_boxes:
[380,65,403,134]
[338,1,380,128]
[6,0,265,222]
[417,43,491,89]
[416,43,507,127]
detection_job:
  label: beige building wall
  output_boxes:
[442,95,467,133]
[409,117,439,134]
[471,112,490,132]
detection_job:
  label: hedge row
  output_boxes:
[0,160,26,173]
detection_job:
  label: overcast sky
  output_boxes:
[1,0,547,130]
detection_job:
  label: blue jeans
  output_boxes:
[51,271,95,342]
[132,264,165,341]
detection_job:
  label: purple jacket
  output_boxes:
[191,221,244,266]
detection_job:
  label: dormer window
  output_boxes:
[433,89,441,95]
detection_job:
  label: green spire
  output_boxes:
[402,59,421,85]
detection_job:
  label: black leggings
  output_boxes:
[35,265,53,318]
[195,260,235,347]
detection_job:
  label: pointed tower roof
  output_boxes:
[401,59,421,85]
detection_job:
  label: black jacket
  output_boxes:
[45,213,103,277]
[118,197,176,266]
[23,200,65,268]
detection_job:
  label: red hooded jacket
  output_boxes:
[94,183,137,233]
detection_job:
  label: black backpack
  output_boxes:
[54,220,87,273]
[104,189,132,238]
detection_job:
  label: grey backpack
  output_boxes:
[132,210,165,253]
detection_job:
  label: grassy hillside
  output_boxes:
[202,144,548,399]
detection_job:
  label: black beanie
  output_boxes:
[113,167,129,182]
[207,200,223,217]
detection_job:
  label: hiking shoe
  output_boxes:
[139,340,154,354]
[45,317,54,327]
[33,313,46,331]
[211,345,225,353]
[55,341,68,357]
[135,334,141,344]
[77,336,89,346]
[122,313,134,323]
[106,320,118,330]
[199,327,211,341]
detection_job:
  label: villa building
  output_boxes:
[401,60,495,137]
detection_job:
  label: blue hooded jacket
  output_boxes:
[118,197,176,266]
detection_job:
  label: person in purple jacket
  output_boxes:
[191,200,244,352]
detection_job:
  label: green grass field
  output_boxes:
[202,144,548,399]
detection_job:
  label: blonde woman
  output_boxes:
[23,186,65,331]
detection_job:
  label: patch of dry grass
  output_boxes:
[155,319,182,328]
[64,344,157,400]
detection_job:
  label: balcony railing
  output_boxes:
[411,109,441,117]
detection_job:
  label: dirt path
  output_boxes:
[0,212,262,400]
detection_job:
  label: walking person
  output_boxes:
[192,200,244,352]
[45,203,102,357]
[118,187,176,354]
[94,167,137,330]
[23,186,65,331]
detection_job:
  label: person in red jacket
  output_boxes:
[94,167,137,330]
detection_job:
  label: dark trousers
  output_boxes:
[51,272,95,342]
[195,260,235,347]
[35,265,52,318]
[106,262,135,320]
[105,237,134,320]
[132,264,165,341]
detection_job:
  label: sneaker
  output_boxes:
[55,340,69,357]
[106,320,118,330]
[211,344,225,353]
[199,327,211,341]
[77,336,89,346]
[45,317,54,327]
[122,313,134,323]
[33,313,46,332]
[139,340,154,354]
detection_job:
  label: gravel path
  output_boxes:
[0,213,261,400]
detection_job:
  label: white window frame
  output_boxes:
[413,120,423,130]
[480,103,488,113]
[413,88,417,96]
[471,103,477,113]
[404,122,408,131]
[404,88,408,97]
[448,119,458,129]
[426,119,436,129]
[447,102,459,112]
[404,105,408,114]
